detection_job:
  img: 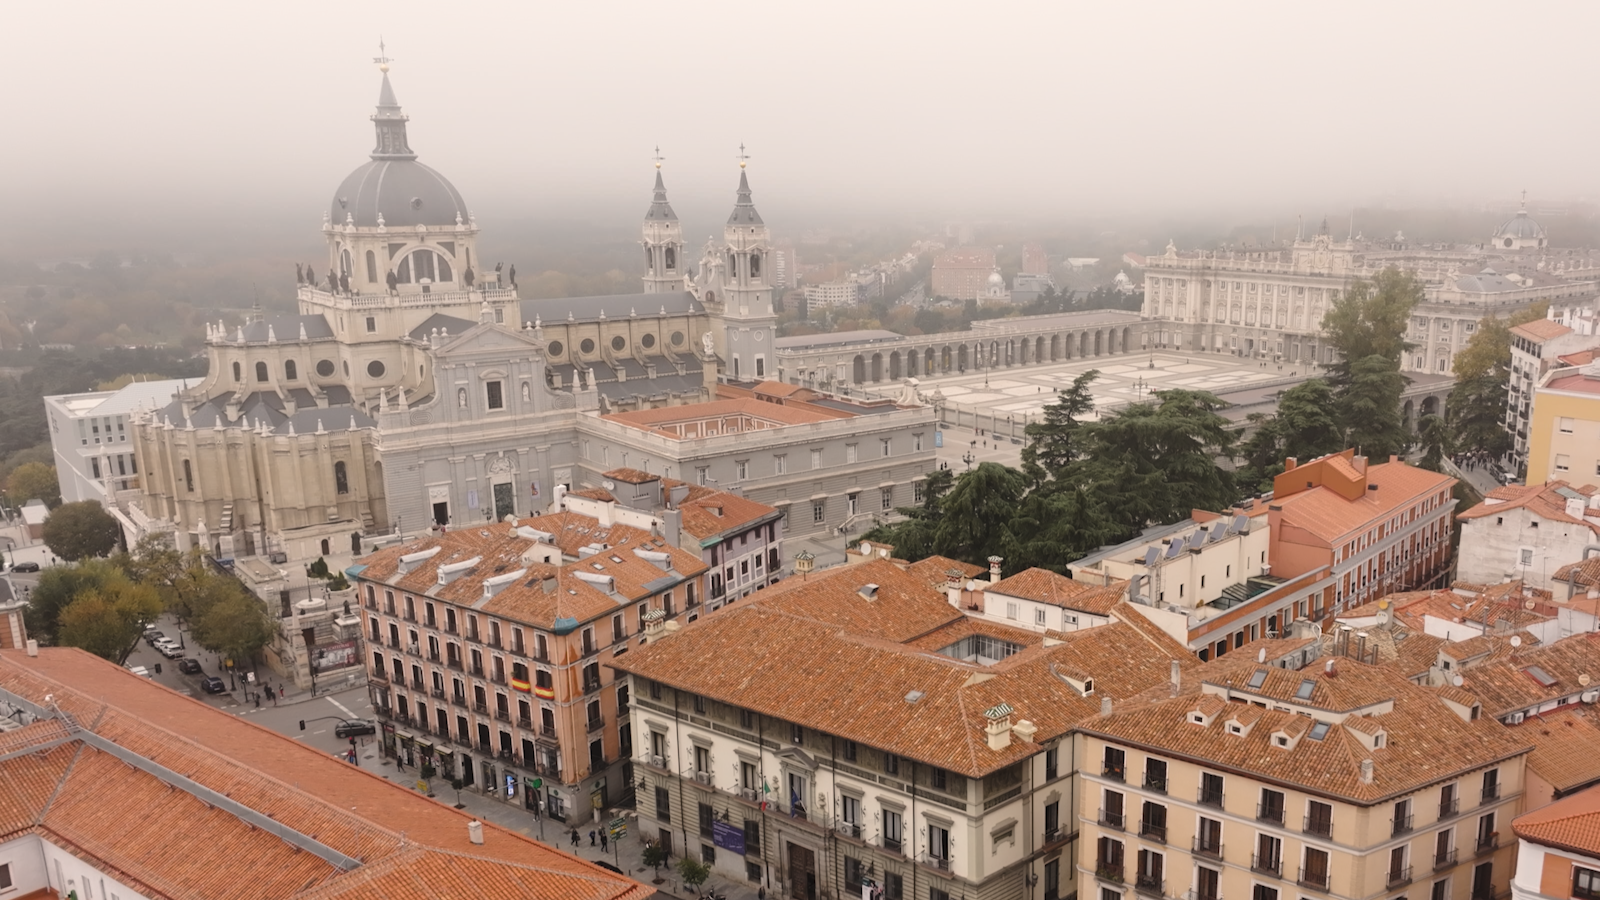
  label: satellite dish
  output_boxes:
[860,542,872,555]
[602,480,616,490]
[1452,674,1464,687]
[1378,599,1389,610]
[1524,599,1536,610]
[1510,636,1522,648]
[1581,674,1593,687]
[1257,648,1267,663]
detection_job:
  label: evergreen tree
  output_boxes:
[1418,414,1450,472]
[1320,267,1423,386]
[1339,355,1409,460]
[1020,369,1099,484]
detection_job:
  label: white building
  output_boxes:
[1511,784,1600,900]
[43,378,190,506]
[1455,481,1600,590]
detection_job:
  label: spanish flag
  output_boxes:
[511,677,532,693]
[534,684,555,700]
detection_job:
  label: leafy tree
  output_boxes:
[1234,379,1346,493]
[1320,267,1423,386]
[24,559,141,646]
[42,500,122,561]
[1339,355,1409,461]
[117,533,219,621]
[676,856,711,892]
[190,584,275,667]
[56,581,163,663]
[1021,370,1099,483]
[643,841,670,881]
[1446,302,1548,456]
[1418,414,1451,472]
[7,461,61,508]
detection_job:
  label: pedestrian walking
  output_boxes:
[589,829,597,847]
[600,831,608,852]
[570,828,580,849]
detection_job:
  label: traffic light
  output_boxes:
[298,720,306,730]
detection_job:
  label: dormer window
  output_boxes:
[1191,713,1206,725]
[1228,723,1244,735]
[1082,679,1094,696]
[1274,735,1289,747]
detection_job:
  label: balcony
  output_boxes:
[1481,784,1500,803]
[1393,814,1414,837]
[1103,764,1126,783]
[1094,864,1123,884]
[452,693,466,706]
[466,631,482,644]
[1197,788,1224,809]
[494,709,511,722]
[640,754,668,770]
[369,669,389,684]
[1439,797,1460,820]
[1433,849,1458,871]
[1297,868,1330,892]
[430,688,445,700]
[582,679,602,694]
[428,651,441,663]
[1143,773,1168,794]
[923,855,951,873]
[1475,834,1499,855]
[1134,877,1165,898]
[882,836,903,855]
[1139,821,1167,844]
[410,678,424,690]
[1387,866,1413,889]
[488,637,503,650]
[473,701,489,714]
[517,715,533,729]
[491,673,507,686]
[587,716,605,733]
[447,658,463,671]
[1256,804,1284,826]
[470,665,484,678]
[386,637,401,649]
[1099,809,1126,830]
[541,724,558,739]
[1251,854,1281,878]
[1191,838,1222,860]
[1303,815,1333,838]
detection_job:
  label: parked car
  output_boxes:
[177,658,203,674]
[143,630,165,646]
[10,561,39,573]
[155,640,184,659]
[200,675,227,694]
[126,666,152,679]
[334,719,377,738]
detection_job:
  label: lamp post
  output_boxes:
[962,451,975,470]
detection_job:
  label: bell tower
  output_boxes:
[718,147,778,381]
[642,149,685,294]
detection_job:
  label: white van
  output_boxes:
[126,665,152,678]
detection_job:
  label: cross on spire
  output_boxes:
[373,38,393,71]
[652,146,665,169]
[737,143,749,169]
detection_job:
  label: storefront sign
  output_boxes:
[505,773,518,798]
[312,640,359,672]
[711,820,745,855]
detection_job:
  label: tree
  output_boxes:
[676,855,711,893]
[1234,379,1346,493]
[1418,414,1451,472]
[1320,267,1423,383]
[190,584,275,668]
[643,841,670,883]
[56,581,163,663]
[42,500,122,561]
[6,461,60,508]
[1446,302,1548,456]
[929,463,1031,569]
[24,559,145,647]
[860,468,953,562]
[118,534,222,622]
[1339,355,1409,461]
[1021,370,1099,483]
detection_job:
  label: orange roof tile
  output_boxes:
[602,467,659,484]
[1511,318,1575,342]
[1275,459,1456,544]
[1457,631,1600,717]
[905,555,985,585]
[986,568,1127,614]
[1514,782,1600,855]
[1458,480,1600,535]
[1521,707,1600,796]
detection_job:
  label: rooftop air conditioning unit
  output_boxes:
[1581,690,1600,704]
[1506,712,1525,725]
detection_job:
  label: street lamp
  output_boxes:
[962,451,975,470]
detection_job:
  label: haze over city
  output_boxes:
[5,0,1599,260]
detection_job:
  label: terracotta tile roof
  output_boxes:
[985,567,1128,615]
[1514,781,1600,856]
[1558,349,1599,367]
[1546,369,1600,396]
[1082,660,1531,804]
[567,487,617,502]
[1458,480,1600,535]
[612,567,1194,776]
[354,517,705,630]
[1511,318,1575,342]
[1345,584,1552,637]
[0,648,651,900]
[1457,631,1600,717]
[1318,623,1445,679]
[1275,460,1455,544]
[1553,556,1600,589]
[902,616,1050,653]
[905,556,986,586]
[1521,707,1600,796]
[601,467,658,484]
[675,489,779,543]
[752,381,808,399]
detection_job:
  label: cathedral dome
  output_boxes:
[987,269,1005,289]
[1493,208,1545,241]
[331,160,468,229]
[329,70,469,230]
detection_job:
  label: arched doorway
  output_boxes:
[870,353,884,382]
[852,355,866,384]
[957,345,968,371]
[1094,331,1103,356]
[1420,395,1439,419]
[1122,328,1132,354]
[889,352,902,380]
[1035,336,1045,363]
[1079,332,1088,357]
[924,347,936,376]
[1050,334,1060,361]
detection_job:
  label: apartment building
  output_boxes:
[43,377,188,511]
[1456,482,1600,590]
[932,248,997,301]
[1268,451,1457,615]
[1508,320,1600,474]
[971,564,1127,633]
[0,645,647,900]
[1078,658,1531,900]
[612,558,1198,900]
[1527,363,1600,485]
[352,511,707,821]
[1512,783,1600,900]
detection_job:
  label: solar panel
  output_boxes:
[1209,522,1227,543]
[1524,665,1558,687]
[1555,486,1583,501]
[1143,547,1160,567]
[1165,540,1184,560]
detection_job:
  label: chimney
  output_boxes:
[988,556,1003,584]
[468,820,484,844]
[1100,696,1113,716]
[1169,660,1182,696]
[1352,456,1368,475]
[1359,759,1374,784]
[1011,719,1038,743]
[643,608,667,638]
[984,703,1014,751]
[26,639,39,657]
[1324,659,1338,677]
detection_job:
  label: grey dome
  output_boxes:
[331,159,468,229]
[1494,210,1545,240]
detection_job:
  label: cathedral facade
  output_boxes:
[127,67,931,561]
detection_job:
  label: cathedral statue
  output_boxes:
[702,332,715,356]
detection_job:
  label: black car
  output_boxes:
[200,675,227,694]
[143,630,165,646]
[10,561,39,573]
[177,658,203,674]
[334,719,377,738]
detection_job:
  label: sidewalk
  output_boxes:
[358,751,761,900]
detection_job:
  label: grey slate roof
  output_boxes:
[772,329,905,350]
[156,386,371,434]
[520,291,700,324]
[645,170,677,222]
[331,159,468,230]
[727,170,764,226]
[238,315,335,343]
[408,313,478,341]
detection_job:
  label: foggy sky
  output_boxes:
[4,0,1598,257]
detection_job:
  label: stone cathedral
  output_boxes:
[129,65,783,560]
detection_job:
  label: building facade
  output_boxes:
[1508,319,1600,474]
[1512,785,1600,900]
[43,378,189,509]
[1527,362,1600,485]
[932,248,997,301]
[1456,481,1600,590]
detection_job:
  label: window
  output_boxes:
[232,361,242,381]
[183,459,194,492]
[884,753,899,776]
[881,487,894,510]
[881,438,891,457]
[812,500,826,523]
[1559,416,1576,433]
[285,359,297,380]
[656,786,671,822]
[1252,886,1277,900]
[1045,746,1059,780]
[914,433,924,452]
[774,454,786,475]
[1199,771,1224,807]
[914,481,925,503]
[1103,746,1126,780]
[0,862,10,890]
[334,461,349,494]
[1045,800,1061,838]
[1305,800,1333,837]
[1144,758,1167,793]
[1302,847,1330,889]
[366,315,377,333]
[1556,454,1571,472]
[846,444,858,464]
[811,448,823,469]
[790,723,803,745]
[1432,880,1449,900]
[487,381,504,410]
[1006,602,1019,620]
[1259,788,1285,823]
[1575,866,1600,900]
[928,824,950,861]
[1256,833,1282,875]
[736,460,749,480]
[883,809,903,852]
[1035,608,1047,625]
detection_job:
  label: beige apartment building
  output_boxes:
[1077,658,1530,900]
[932,248,998,301]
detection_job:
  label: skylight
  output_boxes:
[1308,721,1331,741]
[1247,669,1268,689]
[1524,665,1558,687]
[1294,680,1316,700]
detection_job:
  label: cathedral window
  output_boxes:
[641,333,655,349]
[367,360,386,378]
[612,336,626,352]
[335,461,349,495]
[232,362,241,382]
[366,251,377,283]
[665,247,676,270]
[284,360,297,381]
[182,460,194,492]
[255,362,269,382]
[750,254,761,278]
[366,316,376,333]
[486,381,504,410]
[580,339,595,354]
[316,359,335,377]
